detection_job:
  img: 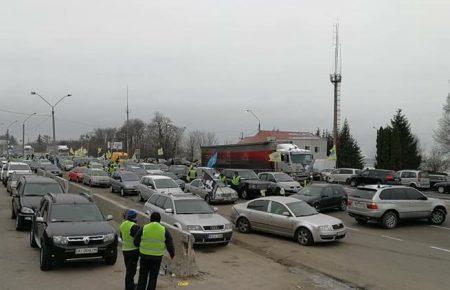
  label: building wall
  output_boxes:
[291,138,328,159]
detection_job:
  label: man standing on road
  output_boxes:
[120,209,141,290]
[231,171,241,191]
[134,212,175,290]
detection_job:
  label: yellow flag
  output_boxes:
[157,148,164,156]
[269,152,281,162]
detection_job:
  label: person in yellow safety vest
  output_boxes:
[231,172,241,186]
[134,212,175,290]
[219,172,227,185]
[186,166,197,182]
[119,209,141,290]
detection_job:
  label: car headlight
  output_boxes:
[53,236,68,245]
[186,225,203,231]
[21,207,34,214]
[224,223,233,230]
[319,225,333,232]
[104,233,115,242]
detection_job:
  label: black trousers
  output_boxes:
[123,250,140,290]
[136,255,163,290]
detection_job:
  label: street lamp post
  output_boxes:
[22,113,37,157]
[244,109,261,132]
[5,120,18,159]
[31,91,71,153]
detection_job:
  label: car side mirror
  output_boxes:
[282,212,291,217]
[36,217,44,223]
[213,207,218,212]
[106,215,113,221]
[165,208,173,214]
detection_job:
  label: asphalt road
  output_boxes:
[87,182,450,290]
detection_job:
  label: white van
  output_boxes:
[394,170,430,189]
[328,168,361,184]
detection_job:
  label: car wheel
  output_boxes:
[429,208,446,225]
[205,195,212,204]
[295,227,314,246]
[350,180,357,187]
[339,199,347,211]
[104,253,117,265]
[355,218,367,225]
[236,217,251,233]
[120,188,125,197]
[15,215,23,231]
[241,189,249,200]
[312,203,320,211]
[438,186,445,194]
[381,211,398,229]
[11,205,16,219]
[40,242,53,271]
[30,225,37,248]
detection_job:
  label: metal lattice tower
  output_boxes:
[330,23,342,154]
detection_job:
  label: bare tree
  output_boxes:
[434,93,450,156]
[423,147,449,173]
[184,130,217,161]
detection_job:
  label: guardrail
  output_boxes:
[35,169,198,277]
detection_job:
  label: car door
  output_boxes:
[268,201,296,236]
[400,171,412,186]
[138,178,149,199]
[331,186,345,207]
[265,174,278,195]
[385,188,413,219]
[189,180,202,196]
[405,188,432,218]
[245,200,270,231]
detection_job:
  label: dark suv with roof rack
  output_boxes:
[222,169,271,200]
[30,193,118,271]
[348,169,395,187]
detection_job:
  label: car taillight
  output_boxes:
[386,175,393,181]
[347,200,352,206]
[367,202,378,210]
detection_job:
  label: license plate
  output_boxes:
[208,234,223,239]
[24,217,32,221]
[353,202,365,208]
[75,248,98,255]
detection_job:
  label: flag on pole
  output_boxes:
[202,170,218,200]
[207,152,218,168]
[328,145,337,160]
[157,148,164,156]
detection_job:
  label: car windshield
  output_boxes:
[143,164,159,170]
[174,199,214,214]
[154,179,178,189]
[274,173,294,182]
[286,201,318,217]
[50,204,104,222]
[239,170,259,180]
[201,168,216,176]
[290,153,313,165]
[10,164,30,171]
[299,186,323,196]
[23,183,63,196]
[43,164,59,170]
[121,173,139,181]
[91,170,107,176]
[352,188,377,199]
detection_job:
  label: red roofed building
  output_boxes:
[239,130,327,159]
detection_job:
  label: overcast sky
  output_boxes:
[1,0,449,157]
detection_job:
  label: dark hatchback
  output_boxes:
[291,184,348,212]
[222,169,271,200]
[30,193,117,271]
[12,175,64,230]
[348,169,395,187]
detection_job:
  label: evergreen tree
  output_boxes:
[375,109,421,170]
[337,120,364,169]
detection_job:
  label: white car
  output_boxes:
[2,162,32,185]
[136,175,183,202]
[328,168,361,184]
[394,170,431,189]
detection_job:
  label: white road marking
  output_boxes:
[381,235,404,242]
[430,246,450,253]
[430,225,450,231]
[345,227,360,231]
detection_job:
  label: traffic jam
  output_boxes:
[1,141,449,280]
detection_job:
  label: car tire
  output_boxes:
[241,189,249,200]
[236,217,251,233]
[381,211,398,229]
[120,188,125,197]
[438,186,445,194]
[429,208,446,225]
[355,218,367,225]
[295,227,314,246]
[30,225,38,248]
[350,180,357,187]
[15,215,23,231]
[312,203,320,211]
[339,199,347,211]
[40,242,53,271]
[104,253,117,265]
[205,195,211,204]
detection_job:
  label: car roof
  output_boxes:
[22,175,58,184]
[9,162,28,165]
[158,193,201,200]
[356,184,411,190]
[48,193,92,204]
[251,196,301,203]
[144,175,172,180]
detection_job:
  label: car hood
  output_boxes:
[91,176,110,182]
[20,196,45,210]
[175,213,229,227]
[122,181,139,187]
[157,188,183,195]
[216,187,236,195]
[279,181,301,188]
[296,213,342,226]
[292,194,320,203]
[47,221,115,236]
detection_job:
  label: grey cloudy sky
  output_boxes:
[1,0,449,156]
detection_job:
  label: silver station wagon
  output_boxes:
[230,196,346,246]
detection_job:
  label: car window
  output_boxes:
[352,188,377,199]
[322,187,333,196]
[247,200,269,212]
[400,171,409,178]
[382,188,408,200]
[148,194,159,204]
[270,201,288,215]
[191,180,201,187]
[23,182,63,196]
[163,198,173,210]
[332,186,345,196]
[404,188,425,200]
[360,171,369,177]
[267,174,276,182]
[259,174,267,181]
[379,188,397,200]
[341,169,352,174]
[155,196,167,208]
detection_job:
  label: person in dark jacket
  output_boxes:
[134,212,175,290]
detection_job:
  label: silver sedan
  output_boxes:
[230,196,346,246]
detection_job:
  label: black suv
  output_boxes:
[30,193,118,271]
[291,184,348,211]
[222,169,271,199]
[11,175,64,231]
[349,169,395,187]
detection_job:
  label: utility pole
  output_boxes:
[244,109,262,133]
[126,85,130,156]
[22,113,36,157]
[330,23,342,160]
